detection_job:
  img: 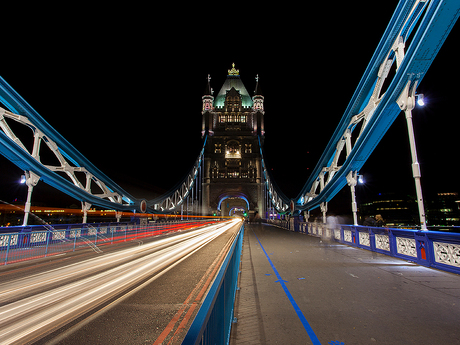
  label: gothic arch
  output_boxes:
[217,192,250,211]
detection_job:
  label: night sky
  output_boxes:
[0,2,458,215]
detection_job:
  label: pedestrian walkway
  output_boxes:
[230,223,460,344]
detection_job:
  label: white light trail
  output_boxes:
[0,219,241,344]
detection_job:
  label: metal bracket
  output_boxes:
[346,171,357,188]
[397,80,418,112]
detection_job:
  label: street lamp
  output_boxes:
[416,94,425,107]
[21,171,40,226]
[347,171,363,226]
[397,82,427,230]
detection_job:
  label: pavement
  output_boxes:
[230,223,460,345]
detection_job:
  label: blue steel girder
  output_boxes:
[0,124,136,211]
[295,0,459,212]
[264,170,290,215]
[147,139,206,213]
[0,77,206,214]
[259,136,290,214]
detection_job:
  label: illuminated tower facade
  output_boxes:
[201,64,265,218]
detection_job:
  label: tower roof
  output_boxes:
[214,64,253,108]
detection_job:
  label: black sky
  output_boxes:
[0,2,458,213]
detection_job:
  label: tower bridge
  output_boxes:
[201,65,265,219]
[2,0,456,225]
[0,0,459,343]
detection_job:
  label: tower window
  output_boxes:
[218,114,247,123]
[245,144,252,153]
[211,164,218,178]
[225,141,241,158]
[227,168,240,178]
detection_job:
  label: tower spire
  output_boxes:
[202,74,215,136]
[254,74,263,96]
[203,74,213,96]
[202,74,214,112]
[252,74,264,113]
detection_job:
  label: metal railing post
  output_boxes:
[73,232,77,252]
[45,231,50,256]
[4,234,12,265]
[94,225,98,246]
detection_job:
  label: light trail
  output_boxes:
[0,218,241,344]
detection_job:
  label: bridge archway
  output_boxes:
[229,207,246,216]
[217,193,249,216]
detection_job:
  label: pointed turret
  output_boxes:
[252,74,265,137]
[202,74,214,137]
[252,74,264,112]
[254,74,263,96]
[202,74,214,112]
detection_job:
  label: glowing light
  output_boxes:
[416,94,425,106]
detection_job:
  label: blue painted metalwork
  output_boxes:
[147,136,206,212]
[293,0,460,212]
[0,76,139,207]
[259,135,290,214]
[259,0,460,215]
[217,193,250,212]
[0,73,207,213]
[182,224,244,345]
[328,224,460,275]
[0,128,137,211]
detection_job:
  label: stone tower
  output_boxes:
[201,64,265,218]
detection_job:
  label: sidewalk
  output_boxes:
[230,223,460,344]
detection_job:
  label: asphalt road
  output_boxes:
[231,223,460,345]
[0,219,242,345]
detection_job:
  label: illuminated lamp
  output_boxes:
[416,94,425,106]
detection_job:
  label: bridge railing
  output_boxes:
[0,219,220,265]
[268,219,460,275]
[182,223,244,345]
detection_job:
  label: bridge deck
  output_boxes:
[230,223,460,344]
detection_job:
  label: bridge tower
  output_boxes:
[201,64,265,218]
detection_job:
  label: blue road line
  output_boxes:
[252,229,322,345]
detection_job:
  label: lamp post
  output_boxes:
[397,81,427,230]
[347,171,364,226]
[21,171,40,226]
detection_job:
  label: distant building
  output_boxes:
[201,64,265,218]
[359,192,460,228]
[359,193,418,227]
[426,192,460,227]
